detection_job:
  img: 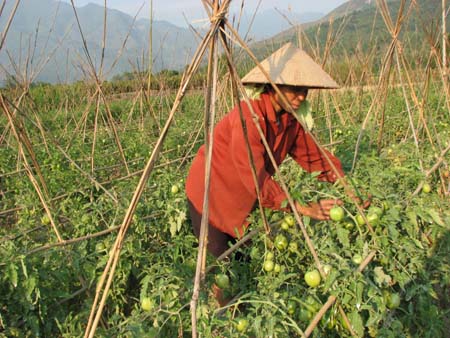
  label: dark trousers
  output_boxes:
[187,200,236,258]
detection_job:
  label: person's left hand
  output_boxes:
[295,199,343,221]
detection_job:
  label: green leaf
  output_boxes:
[140,275,151,301]
[7,263,18,288]
[373,266,392,287]
[25,276,36,302]
[406,210,418,229]
[169,217,177,237]
[349,310,364,337]
[302,216,311,227]
[355,281,364,310]
[323,269,339,293]
[425,209,444,226]
[336,227,350,248]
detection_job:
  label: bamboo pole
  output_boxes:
[443,0,447,74]
[190,2,219,335]
[0,0,20,51]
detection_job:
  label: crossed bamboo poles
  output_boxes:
[0,0,449,337]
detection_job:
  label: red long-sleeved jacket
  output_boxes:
[185,92,343,238]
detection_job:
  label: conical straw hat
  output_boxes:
[242,42,339,89]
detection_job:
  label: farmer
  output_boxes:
[186,42,346,258]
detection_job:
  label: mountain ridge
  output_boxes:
[0,0,409,85]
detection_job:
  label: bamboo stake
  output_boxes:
[190,2,219,335]
[147,0,153,96]
[443,0,447,74]
[394,50,424,171]
[0,0,20,51]
[26,226,120,255]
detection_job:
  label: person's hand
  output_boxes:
[346,190,372,209]
[295,199,343,221]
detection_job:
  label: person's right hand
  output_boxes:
[295,199,343,221]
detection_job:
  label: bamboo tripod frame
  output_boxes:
[0,0,448,337]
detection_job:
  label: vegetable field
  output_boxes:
[1,0,449,337]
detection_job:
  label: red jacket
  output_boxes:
[185,92,343,238]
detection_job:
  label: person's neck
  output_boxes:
[269,92,283,114]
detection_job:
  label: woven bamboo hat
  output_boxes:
[241,42,339,89]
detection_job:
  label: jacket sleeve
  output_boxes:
[289,125,344,182]
[229,101,289,210]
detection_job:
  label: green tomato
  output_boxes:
[344,221,355,230]
[171,184,179,194]
[367,213,379,225]
[422,183,431,193]
[284,215,295,226]
[287,300,297,315]
[352,254,363,265]
[330,206,345,221]
[280,220,290,230]
[95,242,106,252]
[274,234,288,251]
[385,292,401,309]
[288,241,298,253]
[263,260,275,272]
[369,206,383,217]
[305,295,321,312]
[266,251,274,261]
[141,297,154,312]
[215,273,230,289]
[355,214,365,225]
[250,246,260,260]
[304,270,321,288]
[299,307,313,322]
[273,263,281,273]
[235,318,249,332]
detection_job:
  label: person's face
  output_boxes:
[273,85,309,112]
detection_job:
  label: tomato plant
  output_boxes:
[0,58,449,338]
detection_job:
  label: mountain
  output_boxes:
[0,0,201,84]
[0,1,326,85]
[0,1,329,85]
[246,0,446,76]
[230,9,324,42]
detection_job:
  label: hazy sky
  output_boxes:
[64,1,349,26]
